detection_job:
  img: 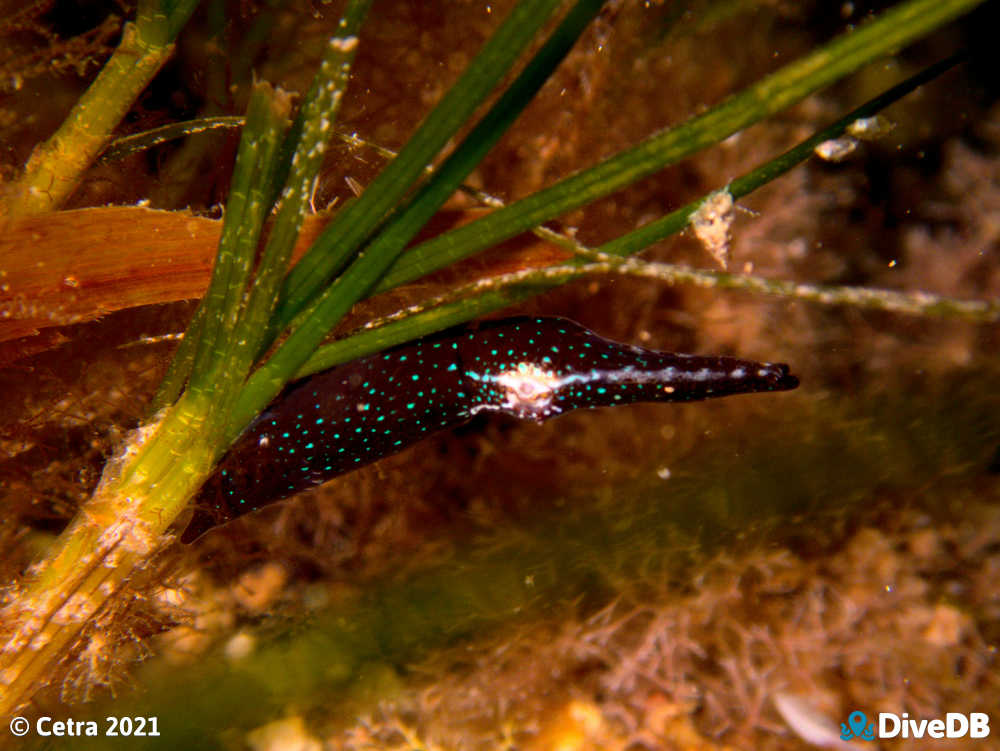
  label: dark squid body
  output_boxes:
[184,317,798,541]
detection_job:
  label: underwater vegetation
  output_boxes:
[0,0,997,748]
[20,371,1000,750]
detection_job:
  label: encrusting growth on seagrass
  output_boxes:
[183,317,798,541]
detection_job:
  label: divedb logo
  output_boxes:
[841,710,991,741]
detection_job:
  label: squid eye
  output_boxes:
[517,381,539,399]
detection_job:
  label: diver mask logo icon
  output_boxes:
[841,711,876,742]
